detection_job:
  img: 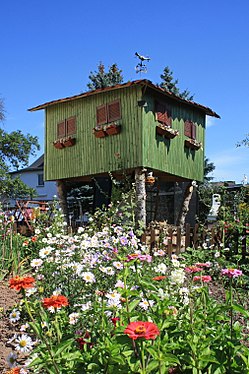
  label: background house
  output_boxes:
[29,79,219,225]
[8,154,57,208]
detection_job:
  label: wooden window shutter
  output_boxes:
[66,116,76,135]
[108,100,121,122]
[156,102,172,126]
[57,121,66,138]
[96,105,107,125]
[191,123,196,139]
[184,120,192,137]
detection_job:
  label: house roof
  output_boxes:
[10,154,44,174]
[28,79,220,118]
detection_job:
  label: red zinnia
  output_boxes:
[152,276,167,281]
[193,275,212,283]
[42,295,69,309]
[9,276,35,291]
[124,321,160,340]
[6,368,21,374]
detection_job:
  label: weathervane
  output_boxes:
[135,52,151,74]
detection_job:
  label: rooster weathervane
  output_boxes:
[135,52,151,74]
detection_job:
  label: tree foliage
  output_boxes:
[198,157,216,223]
[0,100,40,202]
[237,134,249,148]
[87,62,123,90]
[160,66,194,100]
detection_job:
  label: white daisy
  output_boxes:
[30,258,43,268]
[139,298,155,310]
[39,246,52,258]
[113,261,123,270]
[14,334,34,353]
[9,309,21,323]
[82,272,96,283]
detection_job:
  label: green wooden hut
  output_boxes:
[29,79,219,225]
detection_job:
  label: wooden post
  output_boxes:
[135,168,146,229]
[176,182,195,233]
[57,180,69,224]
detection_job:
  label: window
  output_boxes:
[96,100,121,125]
[184,120,196,139]
[155,101,172,127]
[37,173,44,186]
[57,116,76,138]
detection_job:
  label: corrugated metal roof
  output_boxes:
[28,79,220,118]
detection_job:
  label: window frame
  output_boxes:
[184,120,196,140]
[155,101,172,127]
[96,99,121,126]
[37,173,44,187]
[57,116,76,139]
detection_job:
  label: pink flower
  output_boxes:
[126,254,152,263]
[193,275,212,283]
[185,266,202,273]
[195,262,211,268]
[221,268,243,278]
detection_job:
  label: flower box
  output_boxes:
[63,137,76,147]
[93,129,106,138]
[184,139,202,150]
[156,125,179,139]
[53,140,65,149]
[105,124,121,136]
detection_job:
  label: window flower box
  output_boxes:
[53,139,65,149]
[105,123,121,136]
[93,127,106,138]
[184,138,202,150]
[63,136,76,147]
[156,124,179,139]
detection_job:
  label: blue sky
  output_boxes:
[1,0,248,183]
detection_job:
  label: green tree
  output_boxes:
[198,157,216,223]
[0,100,40,202]
[87,62,123,90]
[160,66,194,100]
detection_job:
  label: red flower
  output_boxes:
[111,317,120,327]
[31,236,38,242]
[193,275,212,283]
[76,331,93,349]
[9,276,35,291]
[6,368,21,374]
[185,266,202,273]
[124,321,160,340]
[42,295,69,309]
[152,276,167,281]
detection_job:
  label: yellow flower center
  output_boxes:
[135,325,146,334]
[19,340,27,347]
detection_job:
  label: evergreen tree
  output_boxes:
[0,99,40,202]
[87,62,123,90]
[160,66,194,100]
[198,157,216,223]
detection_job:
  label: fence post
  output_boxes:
[167,227,173,257]
[185,223,191,249]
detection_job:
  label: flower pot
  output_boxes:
[184,139,202,150]
[64,137,76,147]
[53,141,65,149]
[156,126,178,139]
[94,129,106,138]
[106,125,121,136]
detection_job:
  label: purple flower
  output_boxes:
[221,268,243,278]
[120,236,128,245]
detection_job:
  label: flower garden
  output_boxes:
[1,195,249,373]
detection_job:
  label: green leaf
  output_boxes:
[53,338,75,357]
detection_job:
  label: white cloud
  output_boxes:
[206,116,217,128]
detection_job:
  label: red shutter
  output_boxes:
[156,102,172,127]
[184,120,192,137]
[66,116,76,135]
[57,121,66,138]
[96,105,107,125]
[108,100,121,122]
[191,123,196,140]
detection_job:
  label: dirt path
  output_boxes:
[0,280,21,373]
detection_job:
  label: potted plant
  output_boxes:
[93,126,106,138]
[63,136,76,147]
[156,124,179,139]
[53,139,65,149]
[184,138,202,150]
[105,122,121,136]
[145,172,156,185]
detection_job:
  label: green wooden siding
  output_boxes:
[45,85,205,182]
[142,91,205,182]
[45,86,143,181]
